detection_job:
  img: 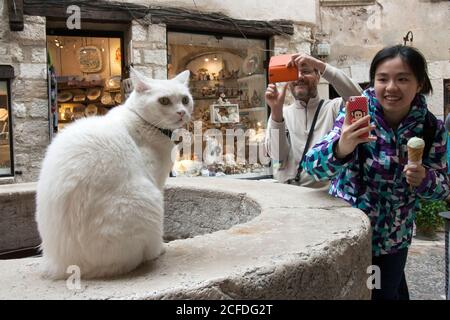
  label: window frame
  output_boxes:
[0,77,14,177]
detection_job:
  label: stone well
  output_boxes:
[0,178,371,299]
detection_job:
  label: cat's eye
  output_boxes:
[158,97,171,105]
[182,96,190,105]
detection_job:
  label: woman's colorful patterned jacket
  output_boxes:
[303,88,450,256]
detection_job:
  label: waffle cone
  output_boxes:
[408,146,424,163]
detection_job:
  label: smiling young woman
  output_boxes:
[370,46,432,129]
[303,45,448,300]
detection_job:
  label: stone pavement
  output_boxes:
[406,232,447,300]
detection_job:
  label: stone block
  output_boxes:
[153,67,167,80]
[13,120,49,147]
[428,79,444,117]
[29,99,49,119]
[19,63,46,79]
[24,16,46,24]
[10,43,24,63]
[13,79,48,101]
[0,44,12,64]
[147,24,166,43]
[11,23,46,46]
[13,145,46,183]
[428,60,450,80]
[273,37,290,54]
[12,79,25,99]
[0,43,8,56]
[131,22,147,41]
[150,42,167,50]
[132,49,142,64]
[130,41,152,49]
[13,153,30,167]
[143,49,167,66]
[31,48,47,63]
[0,28,8,42]
[132,65,153,78]
[14,167,40,183]
[12,102,27,118]
[0,187,40,253]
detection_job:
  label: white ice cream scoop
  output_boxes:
[407,137,425,149]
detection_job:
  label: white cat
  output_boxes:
[35,68,193,279]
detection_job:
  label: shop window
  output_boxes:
[0,79,13,176]
[46,33,124,132]
[168,32,269,179]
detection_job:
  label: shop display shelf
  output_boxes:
[239,107,266,112]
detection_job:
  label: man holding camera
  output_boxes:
[264,53,362,187]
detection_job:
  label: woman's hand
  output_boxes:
[335,103,377,159]
[404,164,426,187]
[265,83,288,122]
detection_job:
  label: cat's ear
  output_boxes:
[130,67,151,93]
[173,70,190,85]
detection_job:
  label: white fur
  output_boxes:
[35,69,193,279]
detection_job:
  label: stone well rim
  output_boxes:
[0,177,372,299]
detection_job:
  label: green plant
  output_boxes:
[416,199,447,236]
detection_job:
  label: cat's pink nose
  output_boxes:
[177,111,186,117]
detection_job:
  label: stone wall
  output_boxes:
[0,183,40,253]
[0,3,49,183]
[130,21,168,80]
[318,0,450,118]
[119,0,317,24]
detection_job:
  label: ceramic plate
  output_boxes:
[85,104,98,117]
[87,88,102,101]
[101,93,113,105]
[73,94,86,102]
[114,93,122,104]
[107,76,121,90]
[57,91,73,103]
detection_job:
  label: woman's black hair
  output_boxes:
[369,45,433,95]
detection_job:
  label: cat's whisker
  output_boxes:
[151,120,166,128]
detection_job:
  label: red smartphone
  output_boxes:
[347,96,369,139]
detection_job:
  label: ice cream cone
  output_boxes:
[407,146,424,164]
[407,137,425,164]
[406,137,425,192]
